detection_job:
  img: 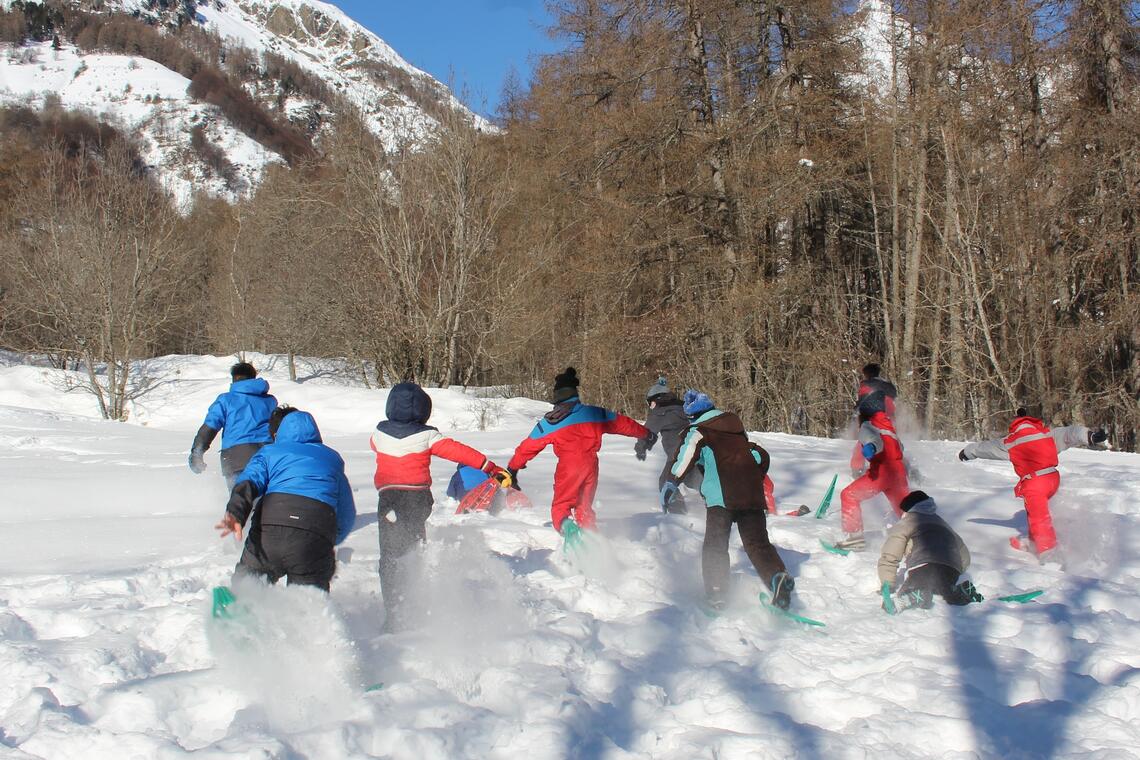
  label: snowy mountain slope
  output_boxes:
[0,354,1138,758]
[190,0,492,147]
[0,41,283,206]
[0,0,488,205]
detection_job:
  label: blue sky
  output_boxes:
[331,1,561,118]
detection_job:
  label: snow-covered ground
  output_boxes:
[1,354,1137,758]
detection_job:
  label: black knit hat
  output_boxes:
[552,367,580,403]
[900,490,930,513]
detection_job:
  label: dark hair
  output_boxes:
[1015,407,1029,418]
[230,362,257,381]
[862,363,881,378]
[268,405,297,439]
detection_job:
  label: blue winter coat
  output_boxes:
[234,411,356,544]
[203,378,278,449]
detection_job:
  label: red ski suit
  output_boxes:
[841,411,909,533]
[508,399,649,532]
[1003,417,1062,553]
[961,416,1093,554]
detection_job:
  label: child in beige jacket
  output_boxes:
[878,490,981,610]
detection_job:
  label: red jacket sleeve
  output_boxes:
[603,414,651,440]
[508,434,549,471]
[430,436,490,470]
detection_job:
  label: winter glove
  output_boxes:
[880,582,897,615]
[483,463,510,486]
[635,431,657,461]
[507,468,520,490]
[659,481,679,513]
[1088,429,1108,446]
[188,450,206,474]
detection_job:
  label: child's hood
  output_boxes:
[385,382,432,424]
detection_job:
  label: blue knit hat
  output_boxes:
[646,376,669,402]
[682,389,714,417]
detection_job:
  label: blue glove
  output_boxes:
[659,481,679,512]
[861,443,876,461]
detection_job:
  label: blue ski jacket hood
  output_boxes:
[203,377,277,449]
[275,409,322,444]
[235,411,356,544]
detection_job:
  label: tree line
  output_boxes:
[0,0,1135,449]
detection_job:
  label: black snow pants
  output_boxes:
[235,523,335,591]
[377,489,434,629]
[899,563,974,605]
[702,507,787,600]
[221,443,265,490]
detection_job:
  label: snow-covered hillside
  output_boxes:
[0,41,283,206]
[0,354,1137,758]
[191,0,491,144]
[0,0,487,206]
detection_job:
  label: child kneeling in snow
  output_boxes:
[877,490,981,611]
[370,382,508,631]
[665,390,794,611]
[215,406,357,592]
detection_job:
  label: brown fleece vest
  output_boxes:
[696,413,769,511]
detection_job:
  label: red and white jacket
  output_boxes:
[963,415,1090,481]
[370,423,491,491]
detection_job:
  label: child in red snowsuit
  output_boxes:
[836,409,909,550]
[508,367,652,534]
[849,363,899,474]
[959,409,1104,560]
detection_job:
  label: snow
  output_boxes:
[0,41,282,207]
[1,353,1139,758]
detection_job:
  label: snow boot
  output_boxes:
[705,594,727,613]
[770,572,794,610]
[895,588,934,612]
[833,532,866,552]
[945,579,985,605]
[1037,547,1066,569]
[1009,534,1036,554]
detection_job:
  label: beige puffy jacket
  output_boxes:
[877,497,971,587]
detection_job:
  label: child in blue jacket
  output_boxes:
[189,362,278,488]
[216,406,356,591]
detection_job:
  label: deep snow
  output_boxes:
[0,354,1137,759]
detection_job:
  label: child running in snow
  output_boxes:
[664,390,794,611]
[370,382,508,631]
[190,362,278,489]
[216,406,356,591]
[849,362,899,477]
[877,490,981,611]
[508,367,653,538]
[635,376,694,514]
[835,406,910,551]
[959,407,1106,563]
